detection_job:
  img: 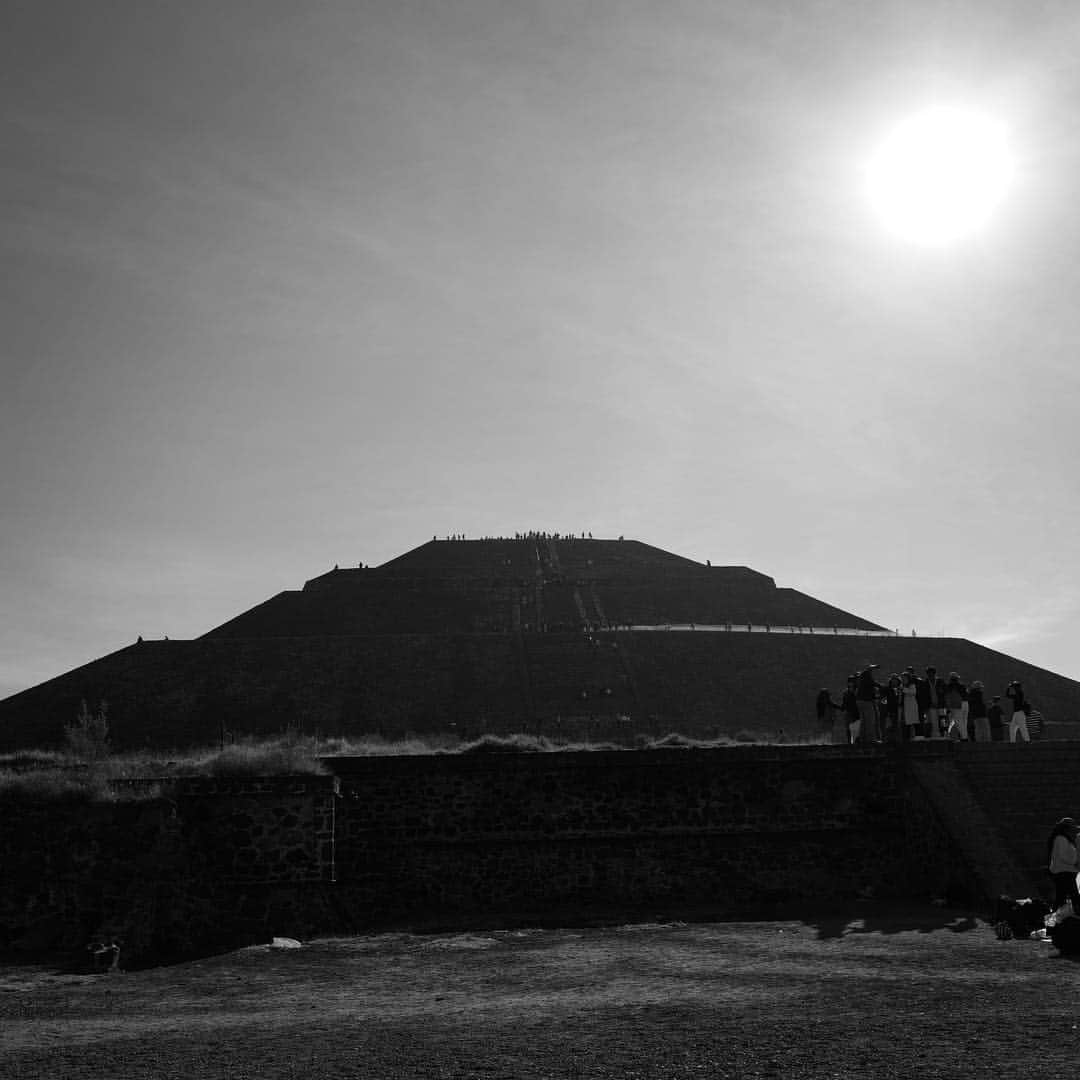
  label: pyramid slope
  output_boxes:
[2,630,1079,752]
[3,538,1077,751]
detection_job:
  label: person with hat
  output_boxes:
[1048,818,1080,912]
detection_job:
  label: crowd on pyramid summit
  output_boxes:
[434,532,602,541]
[816,663,1043,745]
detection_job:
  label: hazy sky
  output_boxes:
[5,0,1080,698]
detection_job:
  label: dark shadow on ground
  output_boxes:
[798,904,981,940]
[332,899,987,944]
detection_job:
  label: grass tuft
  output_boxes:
[645,733,712,749]
[319,734,461,756]
[459,733,556,753]
[178,738,328,777]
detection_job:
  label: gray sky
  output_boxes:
[4,0,1080,699]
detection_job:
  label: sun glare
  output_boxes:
[866,106,1014,246]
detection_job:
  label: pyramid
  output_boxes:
[2,537,1078,750]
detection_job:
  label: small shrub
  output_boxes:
[65,699,111,761]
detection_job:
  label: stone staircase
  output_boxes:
[523,633,636,731]
[572,586,589,627]
[588,584,609,628]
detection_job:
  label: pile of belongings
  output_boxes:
[995,893,1080,953]
[994,895,1051,940]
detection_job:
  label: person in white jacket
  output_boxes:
[1047,817,1080,912]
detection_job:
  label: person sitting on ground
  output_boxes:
[1048,817,1080,913]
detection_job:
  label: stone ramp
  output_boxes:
[907,745,1043,904]
[953,742,1080,892]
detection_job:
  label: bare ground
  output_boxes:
[1,907,1077,1079]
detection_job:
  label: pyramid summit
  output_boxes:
[2,536,1078,749]
[203,536,890,639]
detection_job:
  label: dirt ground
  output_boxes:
[1,906,1078,1079]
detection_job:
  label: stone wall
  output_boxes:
[0,747,988,966]
[0,797,175,953]
[0,776,338,964]
[331,746,960,923]
[175,776,337,884]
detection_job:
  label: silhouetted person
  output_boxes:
[881,673,902,742]
[816,688,842,743]
[840,676,860,744]
[855,662,881,743]
[988,696,1005,741]
[919,667,945,739]
[900,669,920,740]
[1007,680,1029,742]
[943,672,968,740]
[1027,702,1045,741]
[968,680,990,741]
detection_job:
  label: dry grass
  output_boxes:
[0,749,69,771]
[178,739,329,777]
[317,733,462,756]
[0,727,829,802]
[0,768,109,802]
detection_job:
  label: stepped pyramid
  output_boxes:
[2,537,1079,750]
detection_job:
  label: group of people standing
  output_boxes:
[816,663,1041,745]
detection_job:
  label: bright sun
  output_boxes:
[866,106,1014,245]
